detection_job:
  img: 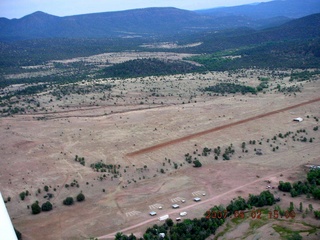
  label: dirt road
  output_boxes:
[97,162,303,239]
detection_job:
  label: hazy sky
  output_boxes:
[0,0,273,19]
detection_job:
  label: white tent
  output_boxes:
[0,192,18,240]
[159,233,165,238]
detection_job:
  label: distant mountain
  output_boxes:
[186,13,320,54]
[0,5,311,41]
[0,1,319,41]
[0,8,216,40]
[196,0,320,19]
[261,13,320,40]
[4,11,62,39]
[0,13,319,72]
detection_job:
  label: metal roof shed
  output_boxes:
[293,117,303,122]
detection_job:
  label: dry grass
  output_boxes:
[0,53,320,239]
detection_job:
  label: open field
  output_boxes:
[0,52,320,239]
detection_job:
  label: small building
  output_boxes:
[172,204,180,209]
[293,117,303,122]
[149,211,157,216]
[194,197,201,202]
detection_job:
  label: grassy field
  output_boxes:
[0,51,319,240]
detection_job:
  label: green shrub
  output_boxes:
[41,201,53,211]
[76,193,85,202]
[31,202,41,214]
[63,197,74,206]
[19,192,26,201]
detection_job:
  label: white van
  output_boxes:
[180,212,187,216]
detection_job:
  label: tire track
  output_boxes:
[52,175,69,203]
[127,97,320,157]
[16,104,170,120]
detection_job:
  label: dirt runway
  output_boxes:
[127,97,320,157]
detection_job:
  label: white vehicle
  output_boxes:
[159,214,169,221]
[176,217,181,221]
[172,204,180,209]
[180,212,187,217]
[194,197,201,202]
[158,206,163,210]
[149,211,157,216]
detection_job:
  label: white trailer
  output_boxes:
[159,214,169,221]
